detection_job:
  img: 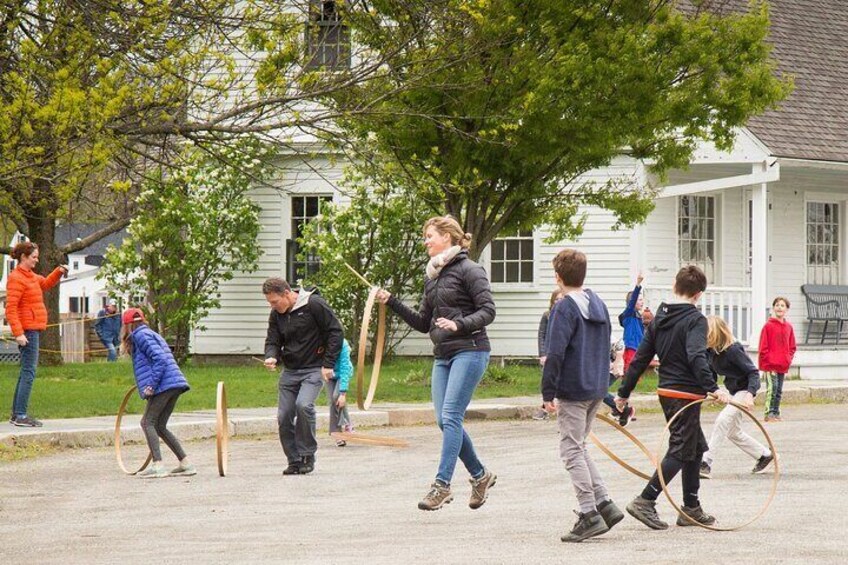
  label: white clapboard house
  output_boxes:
[190,1,847,379]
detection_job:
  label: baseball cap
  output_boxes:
[121,308,146,325]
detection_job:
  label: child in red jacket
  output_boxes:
[758,297,796,422]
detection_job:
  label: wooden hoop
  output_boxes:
[589,412,657,481]
[330,431,409,448]
[114,386,153,475]
[356,286,386,411]
[216,381,229,477]
[656,398,780,531]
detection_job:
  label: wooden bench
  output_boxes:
[800,284,848,344]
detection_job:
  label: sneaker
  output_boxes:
[299,455,316,474]
[699,461,712,479]
[618,405,635,427]
[170,463,197,476]
[676,504,716,527]
[137,464,168,479]
[764,414,782,422]
[335,439,347,447]
[561,510,609,543]
[626,496,669,530]
[11,415,43,427]
[751,454,775,474]
[418,481,454,511]
[469,469,497,509]
[283,461,303,475]
[531,408,549,421]
[597,499,625,530]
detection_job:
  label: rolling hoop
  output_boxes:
[656,397,780,531]
[589,412,657,481]
[114,386,153,475]
[216,381,229,477]
[330,431,409,448]
[355,286,386,411]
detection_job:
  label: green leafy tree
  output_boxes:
[99,140,272,364]
[327,0,793,258]
[299,158,431,354]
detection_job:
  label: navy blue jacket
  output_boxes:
[708,342,760,396]
[94,309,121,345]
[130,325,189,399]
[542,289,612,402]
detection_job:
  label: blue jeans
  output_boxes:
[431,350,489,484]
[101,340,118,362]
[13,330,40,418]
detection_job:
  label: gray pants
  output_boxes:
[278,368,324,464]
[557,398,609,514]
[141,388,187,462]
[325,377,352,433]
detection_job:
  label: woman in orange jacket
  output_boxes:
[5,241,67,427]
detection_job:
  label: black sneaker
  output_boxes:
[618,405,635,427]
[282,461,302,475]
[597,499,625,530]
[751,454,775,474]
[676,504,716,527]
[300,454,315,474]
[626,496,669,530]
[699,461,712,479]
[12,416,43,427]
[561,510,609,542]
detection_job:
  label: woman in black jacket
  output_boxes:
[376,216,497,512]
[700,316,775,479]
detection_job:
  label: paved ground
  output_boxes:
[1,403,845,564]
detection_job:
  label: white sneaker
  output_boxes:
[137,464,169,479]
[170,463,197,476]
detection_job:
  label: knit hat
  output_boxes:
[121,308,146,325]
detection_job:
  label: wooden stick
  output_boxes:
[344,262,373,288]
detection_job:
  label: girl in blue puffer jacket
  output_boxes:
[121,308,194,479]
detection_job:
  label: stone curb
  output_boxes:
[3,385,847,450]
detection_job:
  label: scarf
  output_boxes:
[426,245,462,280]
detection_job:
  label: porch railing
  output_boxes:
[642,285,753,344]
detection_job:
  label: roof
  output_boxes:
[696,0,848,163]
[54,223,128,257]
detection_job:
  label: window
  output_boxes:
[678,195,716,282]
[806,201,840,284]
[288,195,333,282]
[69,297,90,314]
[7,260,15,272]
[73,261,79,271]
[490,230,534,284]
[305,1,350,70]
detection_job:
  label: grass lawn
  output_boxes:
[0,359,658,419]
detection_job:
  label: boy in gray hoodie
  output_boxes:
[542,249,624,543]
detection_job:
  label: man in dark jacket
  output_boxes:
[263,277,343,475]
[615,265,730,530]
[541,249,624,543]
[93,300,121,362]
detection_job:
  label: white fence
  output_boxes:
[643,285,753,343]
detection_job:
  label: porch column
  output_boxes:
[750,161,769,345]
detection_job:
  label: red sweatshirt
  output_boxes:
[758,317,796,373]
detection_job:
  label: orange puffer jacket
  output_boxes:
[5,266,64,336]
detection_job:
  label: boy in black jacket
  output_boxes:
[615,265,730,529]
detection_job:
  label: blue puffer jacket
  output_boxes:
[130,324,189,399]
[334,339,354,393]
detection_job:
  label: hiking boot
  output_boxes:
[597,499,624,530]
[170,463,197,477]
[676,504,716,527]
[469,469,497,509]
[531,408,549,421]
[283,461,303,475]
[418,481,453,511]
[626,496,668,530]
[12,416,43,427]
[561,510,609,543]
[751,454,775,474]
[699,461,712,479]
[300,455,316,474]
[137,464,169,479]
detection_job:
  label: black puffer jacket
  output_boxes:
[387,251,496,359]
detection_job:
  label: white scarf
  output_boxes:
[426,245,463,280]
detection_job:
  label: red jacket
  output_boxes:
[5,266,64,337]
[758,317,796,373]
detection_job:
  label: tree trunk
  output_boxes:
[28,196,64,366]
